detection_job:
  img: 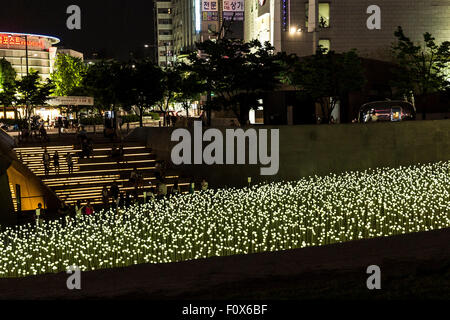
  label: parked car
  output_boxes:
[358,101,416,123]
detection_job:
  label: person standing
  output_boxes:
[201,178,209,191]
[110,182,120,206]
[130,167,139,186]
[57,116,63,136]
[58,202,70,226]
[157,180,168,199]
[75,200,83,218]
[84,200,94,216]
[35,203,43,226]
[143,181,152,203]
[155,161,162,181]
[189,179,195,194]
[43,148,50,176]
[118,192,125,209]
[66,152,74,174]
[102,185,109,208]
[53,151,60,175]
[172,180,181,195]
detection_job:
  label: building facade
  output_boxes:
[0,32,61,80]
[57,49,84,61]
[245,0,450,60]
[155,0,245,65]
[155,0,175,66]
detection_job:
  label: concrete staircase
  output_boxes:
[14,137,189,206]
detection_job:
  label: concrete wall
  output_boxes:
[0,129,16,226]
[0,172,15,226]
[130,119,450,188]
[0,129,60,225]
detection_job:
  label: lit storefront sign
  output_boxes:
[223,0,245,21]
[203,11,219,21]
[47,96,95,106]
[202,0,219,21]
[202,0,218,11]
[0,34,45,50]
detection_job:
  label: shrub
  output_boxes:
[121,114,140,124]
[79,116,103,126]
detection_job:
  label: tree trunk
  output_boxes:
[238,104,250,127]
[139,107,143,127]
[165,97,171,127]
[422,102,427,120]
[184,102,189,118]
[207,91,212,127]
[319,99,328,124]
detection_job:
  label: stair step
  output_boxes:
[14,140,190,207]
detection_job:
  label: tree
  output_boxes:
[288,47,365,124]
[16,71,55,127]
[0,58,17,118]
[120,60,164,127]
[82,60,123,117]
[173,65,205,118]
[392,26,450,119]
[159,66,182,126]
[187,38,291,126]
[50,54,87,96]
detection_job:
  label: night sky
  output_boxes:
[0,0,155,60]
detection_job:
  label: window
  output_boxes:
[319,3,330,28]
[159,40,173,46]
[318,39,331,52]
[158,8,170,14]
[160,50,173,56]
[158,29,173,35]
[305,3,330,28]
[158,19,172,25]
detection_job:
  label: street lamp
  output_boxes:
[144,43,172,67]
[143,44,157,63]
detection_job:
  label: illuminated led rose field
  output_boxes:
[1,161,450,278]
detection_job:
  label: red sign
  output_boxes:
[0,34,45,50]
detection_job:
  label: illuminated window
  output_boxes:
[319,3,330,28]
[158,8,170,14]
[318,39,331,52]
[305,2,330,28]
